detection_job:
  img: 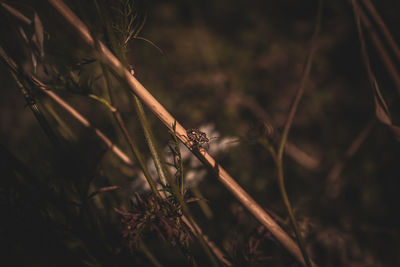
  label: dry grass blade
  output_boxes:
[273,1,324,266]
[361,0,400,63]
[31,76,133,165]
[326,119,376,198]
[227,92,320,170]
[88,185,120,199]
[352,0,400,139]
[32,12,44,58]
[47,0,309,265]
[349,0,400,94]
[181,215,232,266]
[0,2,31,24]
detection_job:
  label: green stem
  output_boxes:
[92,3,219,264]
[0,47,60,148]
[101,64,160,197]
[170,123,184,195]
[191,186,213,219]
[276,159,311,267]
[133,96,169,187]
[273,2,323,266]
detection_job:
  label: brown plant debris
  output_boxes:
[114,192,192,251]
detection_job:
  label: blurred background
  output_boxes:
[1,0,400,266]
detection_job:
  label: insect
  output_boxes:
[186,128,210,150]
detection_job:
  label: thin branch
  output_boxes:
[47,0,312,265]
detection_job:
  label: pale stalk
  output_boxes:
[47,0,311,265]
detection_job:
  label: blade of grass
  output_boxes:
[47,0,312,265]
[101,64,160,197]
[0,47,61,147]
[94,3,220,264]
[31,75,133,165]
[351,0,400,138]
[133,96,170,187]
[92,0,161,196]
[93,3,220,264]
[0,2,31,25]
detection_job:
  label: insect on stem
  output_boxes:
[186,128,210,151]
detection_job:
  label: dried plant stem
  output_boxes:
[47,0,310,265]
[133,96,170,187]
[352,0,400,138]
[275,1,323,267]
[2,69,59,148]
[94,0,170,191]
[360,0,400,63]
[350,0,400,94]
[326,119,375,191]
[31,76,133,165]
[102,65,160,197]
[227,92,320,170]
[0,2,31,24]
[182,215,232,267]
[94,4,218,264]
[278,2,322,159]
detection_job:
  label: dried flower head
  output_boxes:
[114,192,192,251]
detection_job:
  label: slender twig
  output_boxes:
[275,1,323,267]
[181,215,232,266]
[278,1,323,159]
[326,119,375,187]
[47,0,312,265]
[227,92,320,170]
[94,0,168,193]
[351,0,400,138]
[94,3,219,264]
[0,2,31,24]
[349,0,400,94]
[360,0,400,63]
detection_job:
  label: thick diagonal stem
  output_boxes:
[47,0,312,265]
